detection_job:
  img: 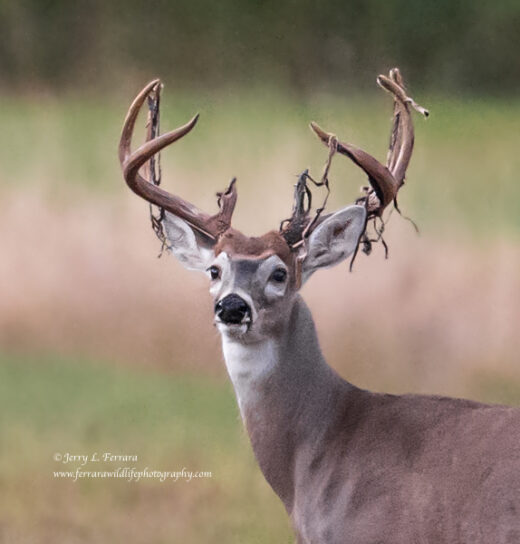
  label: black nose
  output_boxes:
[215,294,251,324]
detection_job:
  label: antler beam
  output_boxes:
[310,68,428,218]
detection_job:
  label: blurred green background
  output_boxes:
[1,0,519,94]
[0,2,519,543]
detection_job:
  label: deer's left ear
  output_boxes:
[162,211,215,272]
[301,205,366,281]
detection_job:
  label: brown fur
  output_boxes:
[237,296,520,544]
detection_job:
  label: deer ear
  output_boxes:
[162,212,215,272]
[301,205,366,281]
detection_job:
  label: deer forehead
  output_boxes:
[214,229,294,268]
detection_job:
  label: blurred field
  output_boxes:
[0,353,292,543]
[1,90,519,542]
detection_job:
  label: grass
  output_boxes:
[1,352,518,543]
[0,352,293,543]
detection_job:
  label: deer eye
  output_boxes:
[207,265,221,281]
[270,268,287,283]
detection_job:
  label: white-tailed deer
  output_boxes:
[119,70,520,544]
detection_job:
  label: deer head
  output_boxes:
[119,69,427,343]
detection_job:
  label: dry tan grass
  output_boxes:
[1,188,519,400]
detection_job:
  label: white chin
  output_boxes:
[216,322,249,336]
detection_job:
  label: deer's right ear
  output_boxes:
[162,212,215,272]
[301,205,366,282]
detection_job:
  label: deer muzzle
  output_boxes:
[215,294,252,326]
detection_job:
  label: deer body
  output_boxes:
[222,294,520,544]
[119,69,520,543]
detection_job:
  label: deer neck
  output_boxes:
[220,294,350,511]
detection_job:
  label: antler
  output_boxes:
[309,68,428,219]
[119,79,237,241]
[378,68,429,188]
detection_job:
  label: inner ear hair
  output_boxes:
[300,205,366,280]
[162,212,215,271]
[332,219,351,238]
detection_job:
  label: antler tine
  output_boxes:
[280,170,313,247]
[377,68,429,188]
[119,79,160,166]
[119,80,237,241]
[309,121,397,215]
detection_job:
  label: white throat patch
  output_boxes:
[221,337,278,420]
